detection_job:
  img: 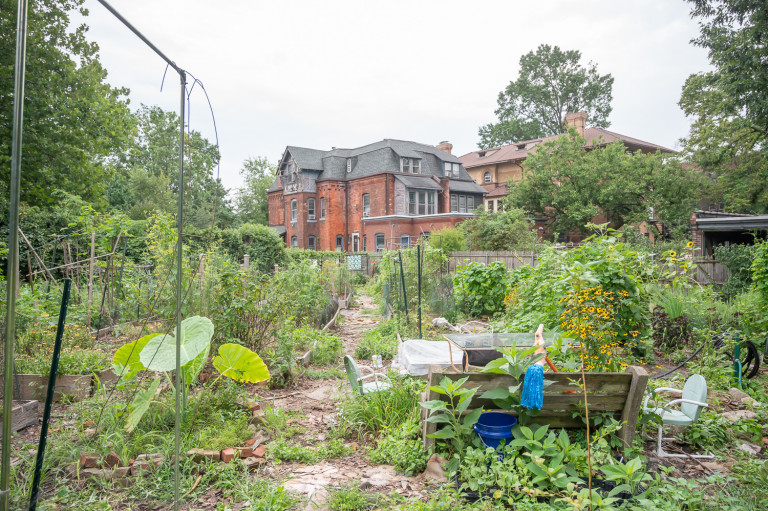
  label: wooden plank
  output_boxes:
[619,365,649,452]
[0,400,39,434]
[2,374,92,402]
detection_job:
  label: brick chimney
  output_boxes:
[436,141,453,154]
[564,112,587,136]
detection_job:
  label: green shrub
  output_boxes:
[715,243,755,299]
[427,226,466,254]
[453,261,509,317]
[312,331,343,366]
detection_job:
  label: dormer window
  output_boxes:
[400,157,421,173]
[347,159,352,173]
[517,144,526,150]
[478,151,486,157]
[444,162,460,177]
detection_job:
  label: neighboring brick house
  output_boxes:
[267,139,487,251]
[459,113,676,212]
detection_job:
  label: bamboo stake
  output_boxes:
[88,230,95,328]
[19,228,58,288]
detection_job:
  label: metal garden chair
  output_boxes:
[344,355,391,396]
[643,374,714,458]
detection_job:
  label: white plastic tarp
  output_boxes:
[391,339,456,376]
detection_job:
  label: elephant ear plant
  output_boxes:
[112,316,270,432]
[420,376,482,474]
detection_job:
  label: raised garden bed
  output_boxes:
[422,364,649,454]
[1,369,117,402]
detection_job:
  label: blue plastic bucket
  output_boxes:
[473,412,518,449]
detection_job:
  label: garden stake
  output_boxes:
[417,244,422,339]
[28,279,71,511]
[2,1,29,508]
[397,251,409,326]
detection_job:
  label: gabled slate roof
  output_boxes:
[273,139,479,188]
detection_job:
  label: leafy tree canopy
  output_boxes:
[680,0,768,213]
[108,105,234,230]
[506,130,707,238]
[478,44,613,149]
[235,156,276,226]
[0,0,135,211]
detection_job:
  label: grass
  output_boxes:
[266,438,355,464]
[327,481,374,511]
[338,374,425,434]
[259,405,306,439]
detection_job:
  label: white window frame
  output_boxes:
[362,194,370,217]
[290,235,297,248]
[290,199,297,222]
[375,233,385,252]
[484,171,491,184]
[335,235,344,252]
[308,236,316,250]
[400,235,411,248]
[320,197,325,219]
[307,198,315,220]
[401,157,421,174]
[408,190,436,216]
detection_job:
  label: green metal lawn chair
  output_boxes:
[643,374,714,458]
[344,355,391,396]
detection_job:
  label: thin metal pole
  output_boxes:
[28,280,71,511]
[2,1,29,508]
[397,251,408,326]
[417,245,422,339]
[96,0,183,74]
[174,71,186,511]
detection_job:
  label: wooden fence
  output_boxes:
[448,251,731,286]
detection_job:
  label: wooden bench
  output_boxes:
[422,365,649,454]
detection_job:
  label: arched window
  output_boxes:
[290,199,297,222]
[308,236,316,250]
[484,171,491,184]
[290,235,297,248]
[335,235,344,252]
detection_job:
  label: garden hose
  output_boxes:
[651,333,760,380]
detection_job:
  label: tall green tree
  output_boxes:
[235,156,276,226]
[108,105,234,229]
[506,130,706,238]
[478,44,613,149]
[0,0,134,211]
[680,0,768,213]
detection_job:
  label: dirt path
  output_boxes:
[337,293,380,356]
[252,294,430,510]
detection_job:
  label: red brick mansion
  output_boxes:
[267,139,487,251]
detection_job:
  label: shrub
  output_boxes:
[715,243,755,299]
[219,223,285,272]
[503,227,653,361]
[427,226,466,254]
[453,261,508,317]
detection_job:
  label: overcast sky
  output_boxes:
[78,0,711,192]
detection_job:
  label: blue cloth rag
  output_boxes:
[520,364,544,410]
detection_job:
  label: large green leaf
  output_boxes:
[140,316,214,372]
[126,378,161,433]
[181,343,210,385]
[212,343,270,383]
[112,334,158,381]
